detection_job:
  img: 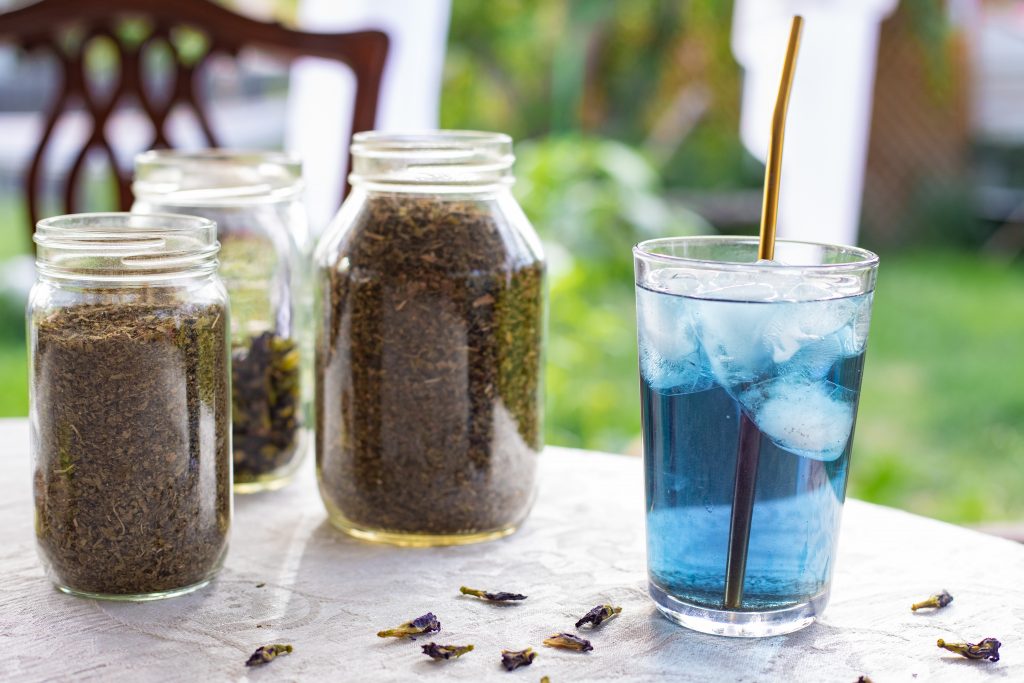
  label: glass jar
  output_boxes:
[132,151,310,493]
[315,131,546,546]
[29,213,231,600]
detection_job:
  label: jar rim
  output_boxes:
[349,130,515,191]
[35,212,220,283]
[133,149,302,206]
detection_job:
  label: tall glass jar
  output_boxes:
[315,131,546,546]
[29,213,231,600]
[132,151,310,493]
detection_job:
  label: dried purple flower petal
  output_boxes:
[937,637,1001,662]
[376,612,441,639]
[856,676,874,683]
[501,648,537,671]
[245,644,293,666]
[543,633,593,652]
[460,586,527,602]
[911,590,953,611]
[575,604,622,628]
[421,643,474,660]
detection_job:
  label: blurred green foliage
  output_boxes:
[514,136,706,450]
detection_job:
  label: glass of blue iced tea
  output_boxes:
[634,236,879,637]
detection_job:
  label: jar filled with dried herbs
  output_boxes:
[133,151,310,492]
[28,213,231,600]
[315,131,545,546]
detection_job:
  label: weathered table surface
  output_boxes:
[1,418,1020,682]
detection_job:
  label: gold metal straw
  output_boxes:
[724,14,804,611]
[757,15,803,261]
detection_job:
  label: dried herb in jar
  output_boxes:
[232,331,301,481]
[317,194,544,537]
[33,299,230,595]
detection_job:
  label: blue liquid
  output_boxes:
[638,286,870,611]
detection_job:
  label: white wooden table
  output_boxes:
[1,418,1021,682]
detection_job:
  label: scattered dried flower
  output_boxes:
[911,590,953,612]
[376,613,441,639]
[937,637,1001,662]
[421,643,474,660]
[245,644,293,666]
[501,648,537,671]
[543,633,593,652]
[575,604,622,628]
[460,586,527,602]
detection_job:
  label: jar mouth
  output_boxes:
[133,149,302,206]
[349,130,514,191]
[35,212,220,283]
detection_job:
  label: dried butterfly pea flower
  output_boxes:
[377,612,441,639]
[543,633,593,652]
[421,643,474,660]
[501,648,537,671]
[911,590,953,611]
[856,676,873,683]
[575,604,622,628]
[245,644,293,666]
[936,637,1001,662]
[460,586,527,602]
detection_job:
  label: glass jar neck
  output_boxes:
[35,213,219,285]
[349,131,515,194]
[132,149,302,206]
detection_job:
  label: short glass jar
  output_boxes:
[315,131,546,546]
[132,151,310,492]
[29,213,231,600]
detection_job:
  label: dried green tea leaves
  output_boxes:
[501,648,537,671]
[911,590,953,612]
[317,194,544,537]
[232,331,302,482]
[543,633,593,652]
[936,637,1001,662]
[421,643,474,660]
[575,605,621,628]
[33,300,230,595]
[377,613,441,639]
[246,643,293,666]
[460,586,527,602]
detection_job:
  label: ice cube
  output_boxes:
[783,336,843,381]
[639,344,714,394]
[739,378,855,461]
[637,286,698,362]
[835,293,873,357]
[637,286,713,394]
[693,297,777,387]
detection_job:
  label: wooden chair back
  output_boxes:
[0,0,389,241]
